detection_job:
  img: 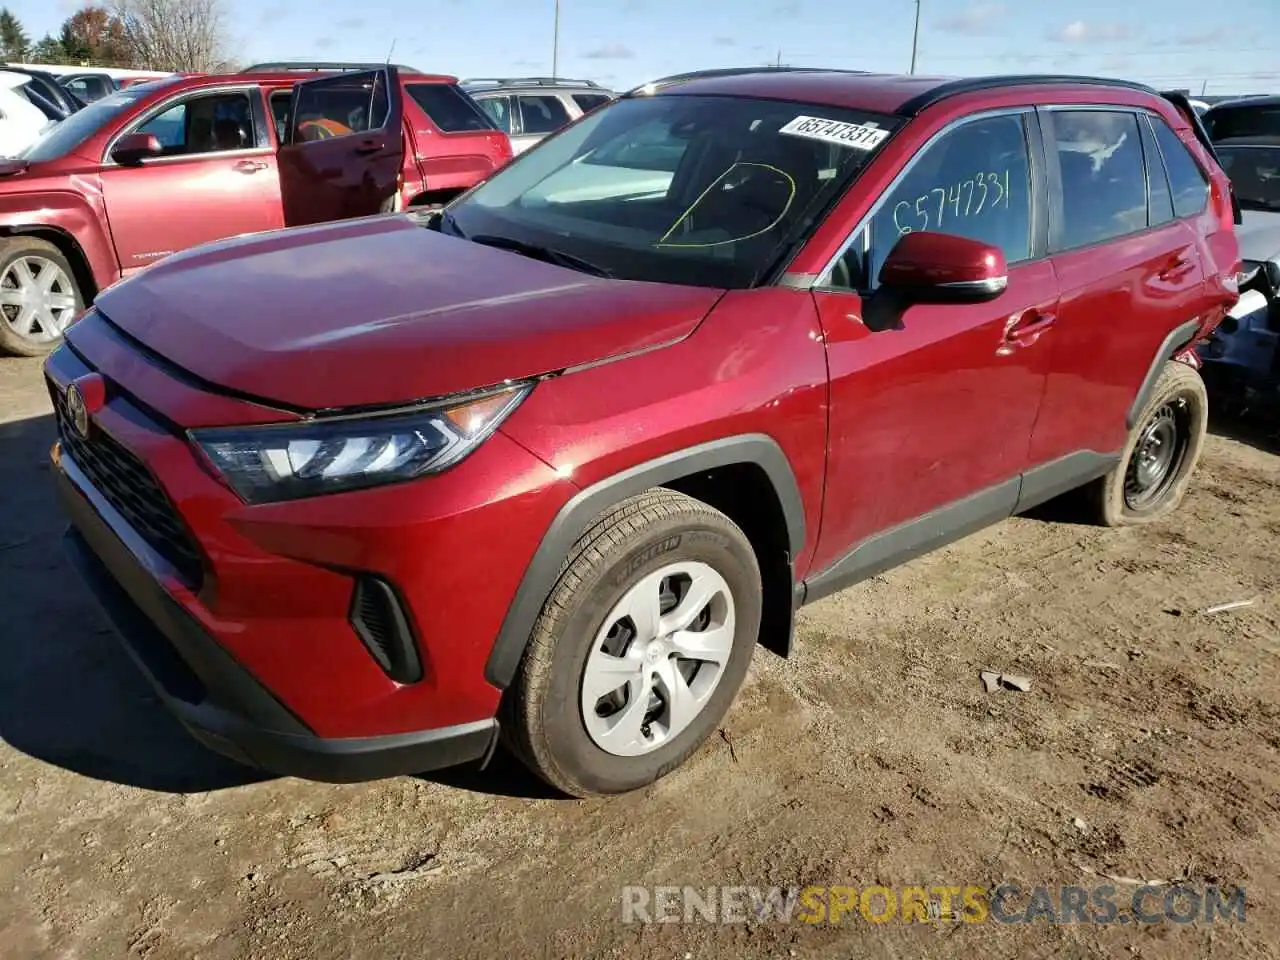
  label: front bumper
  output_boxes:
[55,446,499,782]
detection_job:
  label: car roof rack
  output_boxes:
[242,61,421,74]
[623,66,873,95]
[898,74,1158,114]
[461,76,601,89]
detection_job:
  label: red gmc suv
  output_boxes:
[47,70,1240,798]
[0,64,510,356]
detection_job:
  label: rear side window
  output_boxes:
[1150,117,1209,218]
[572,92,611,113]
[1050,110,1147,251]
[1140,117,1174,226]
[291,71,389,141]
[475,95,512,133]
[407,83,496,133]
[517,95,571,135]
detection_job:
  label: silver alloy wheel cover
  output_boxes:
[581,560,736,758]
[0,255,78,343]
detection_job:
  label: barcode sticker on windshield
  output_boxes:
[778,115,889,151]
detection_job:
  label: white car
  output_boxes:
[0,71,57,157]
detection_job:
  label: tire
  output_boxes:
[0,237,85,358]
[504,489,763,798]
[1088,360,1208,526]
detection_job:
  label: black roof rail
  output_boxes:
[898,74,1159,115]
[242,61,421,74]
[460,76,601,88]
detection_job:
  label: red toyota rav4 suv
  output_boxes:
[47,70,1240,798]
[0,64,509,356]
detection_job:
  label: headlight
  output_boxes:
[191,383,531,504]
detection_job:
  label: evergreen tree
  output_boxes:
[0,8,30,62]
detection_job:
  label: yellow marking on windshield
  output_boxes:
[654,162,796,249]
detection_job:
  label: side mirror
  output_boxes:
[878,231,1008,303]
[110,132,162,165]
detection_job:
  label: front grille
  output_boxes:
[50,380,205,589]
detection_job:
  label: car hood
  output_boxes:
[93,215,724,410]
[1237,208,1280,265]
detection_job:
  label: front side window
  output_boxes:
[446,94,901,288]
[290,71,388,142]
[133,91,257,155]
[517,95,571,134]
[1150,117,1209,218]
[1051,110,1147,251]
[856,113,1032,288]
[1215,145,1280,212]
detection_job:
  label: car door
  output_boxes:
[1026,107,1215,468]
[277,67,405,227]
[100,84,285,273]
[808,109,1059,577]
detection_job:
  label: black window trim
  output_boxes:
[1039,103,1208,258]
[102,83,271,167]
[809,105,1048,295]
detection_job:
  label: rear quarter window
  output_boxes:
[406,83,497,133]
[1149,117,1210,218]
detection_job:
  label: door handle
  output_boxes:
[1159,255,1195,282]
[998,310,1056,354]
[352,139,385,156]
[234,159,268,173]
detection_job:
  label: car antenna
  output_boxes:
[385,38,396,65]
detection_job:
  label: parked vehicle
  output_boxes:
[0,65,86,117]
[57,71,119,103]
[1197,133,1280,409]
[462,76,615,154]
[1202,95,1280,141]
[0,64,510,356]
[0,72,56,157]
[48,70,1239,798]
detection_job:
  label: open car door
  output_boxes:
[278,66,404,227]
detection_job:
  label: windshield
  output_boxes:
[19,84,161,163]
[445,94,901,288]
[1217,145,1280,211]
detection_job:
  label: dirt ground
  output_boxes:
[1,352,1278,960]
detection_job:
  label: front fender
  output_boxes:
[0,183,117,294]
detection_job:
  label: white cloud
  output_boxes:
[936,3,1008,36]
[583,44,636,60]
[1048,20,1140,43]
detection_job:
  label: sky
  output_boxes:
[9,0,1279,96]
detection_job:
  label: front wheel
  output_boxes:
[1089,360,1208,526]
[504,489,762,797]
[0,237,85,357]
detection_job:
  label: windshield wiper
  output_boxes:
[468,234,613,278]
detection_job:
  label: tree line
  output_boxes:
[0,0,233,73]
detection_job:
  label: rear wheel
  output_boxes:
[1089,360,1208,526]
[504,489,762,797]
[0,238,84,357]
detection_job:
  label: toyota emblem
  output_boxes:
[65,384,90,439]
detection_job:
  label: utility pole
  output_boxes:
[552,0,560,77]
[775,48,782,68]
[909,0,921,75]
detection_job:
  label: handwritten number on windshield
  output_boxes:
[892,169,1010,235]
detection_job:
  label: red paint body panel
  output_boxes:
[0,70,508,296]
[43,72,1244,777]
[92,216,723,409]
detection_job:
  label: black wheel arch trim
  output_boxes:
[1126,319,1202,429]
[484,433,806,689]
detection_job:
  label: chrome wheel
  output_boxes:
[581,561,736,758]
[1124,397,1191,511]
[0,255,78,343]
